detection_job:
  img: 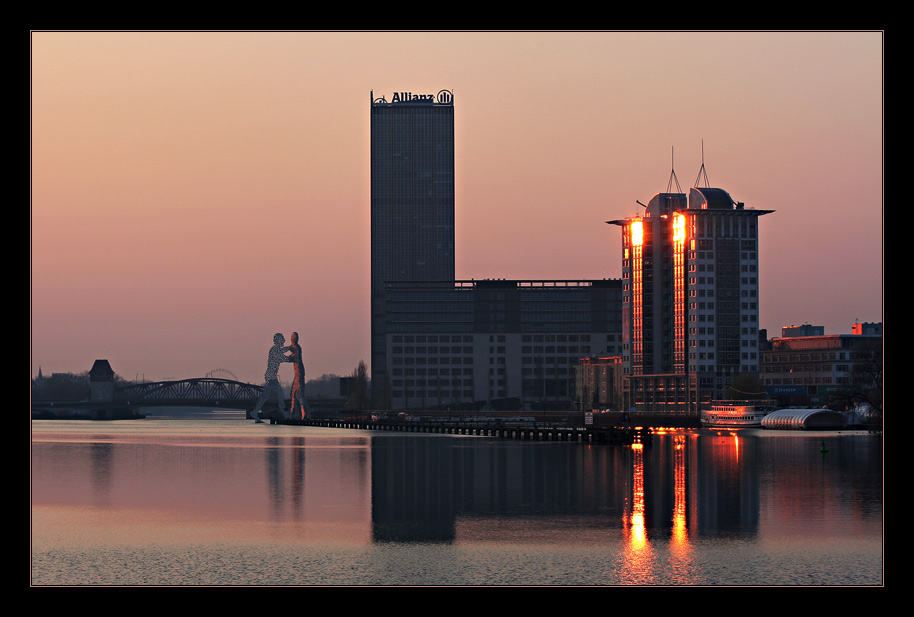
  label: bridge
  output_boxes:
[114,377,265,410]
[32,376,272,419]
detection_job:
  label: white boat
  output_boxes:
[701,400,776,428]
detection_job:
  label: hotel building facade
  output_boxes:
[608,186,773,414]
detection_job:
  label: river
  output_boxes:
[31,411,883,586]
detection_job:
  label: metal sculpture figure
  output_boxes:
[250,333,293,423]
[289,331,310,420]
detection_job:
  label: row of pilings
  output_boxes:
[270,417,652,446]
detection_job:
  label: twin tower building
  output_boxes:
[369,89,772,414]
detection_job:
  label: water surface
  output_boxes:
[31,412,883,586]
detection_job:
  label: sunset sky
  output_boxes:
[30,31,883,385]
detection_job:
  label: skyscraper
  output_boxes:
[608,182,773,414]
[370,89,455,405]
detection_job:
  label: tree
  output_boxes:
[305,373,342,399]
[828,340,882,428]
[31,371,90,402]
[722,374,768,400]
[344,360,370,414]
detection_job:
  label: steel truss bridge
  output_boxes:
[115,378,265,410]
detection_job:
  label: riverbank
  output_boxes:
[31,403,144,420]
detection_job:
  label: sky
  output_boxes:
[30,31,883,385]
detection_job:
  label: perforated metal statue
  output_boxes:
[250,333,293,423]
[289,332,310,420]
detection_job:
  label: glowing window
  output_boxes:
[673,212,686,244]
[631,220,643,247]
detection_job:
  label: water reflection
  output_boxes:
[31,421,882,585]
[32,425,882,542]
[616,443,654,583]
[371,436,458,542]
[89,442,115,504]
[667,434,694,584]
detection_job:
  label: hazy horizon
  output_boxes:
[31,31,883,384]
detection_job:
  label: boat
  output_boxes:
[701,400,777,428]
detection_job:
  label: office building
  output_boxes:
[380,279,623,410]
[761,323,882,406]
[370,90,455,404]
[608,184,774,414]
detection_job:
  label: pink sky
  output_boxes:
[30,31,883,384]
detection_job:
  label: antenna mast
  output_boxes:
[666,146,682,193]
[695,140,710,188]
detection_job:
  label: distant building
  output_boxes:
[758,328,772,351]
[575,355,623,411]
[761,323,882,406]
[379,279,623,410]
[782,324,825,337]
[852,321,882,336]
[608,184,774,414]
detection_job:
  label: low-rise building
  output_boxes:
[760,323,882,407]
[574,355,623,411]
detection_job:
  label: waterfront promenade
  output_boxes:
[269,414,661,446]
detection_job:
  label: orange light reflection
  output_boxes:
[672,212,686,243]
[671,435,687,540]
[627,443,645,535]
[619,441,654,582]
[667,433,694,583]
[631,220,643,247]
